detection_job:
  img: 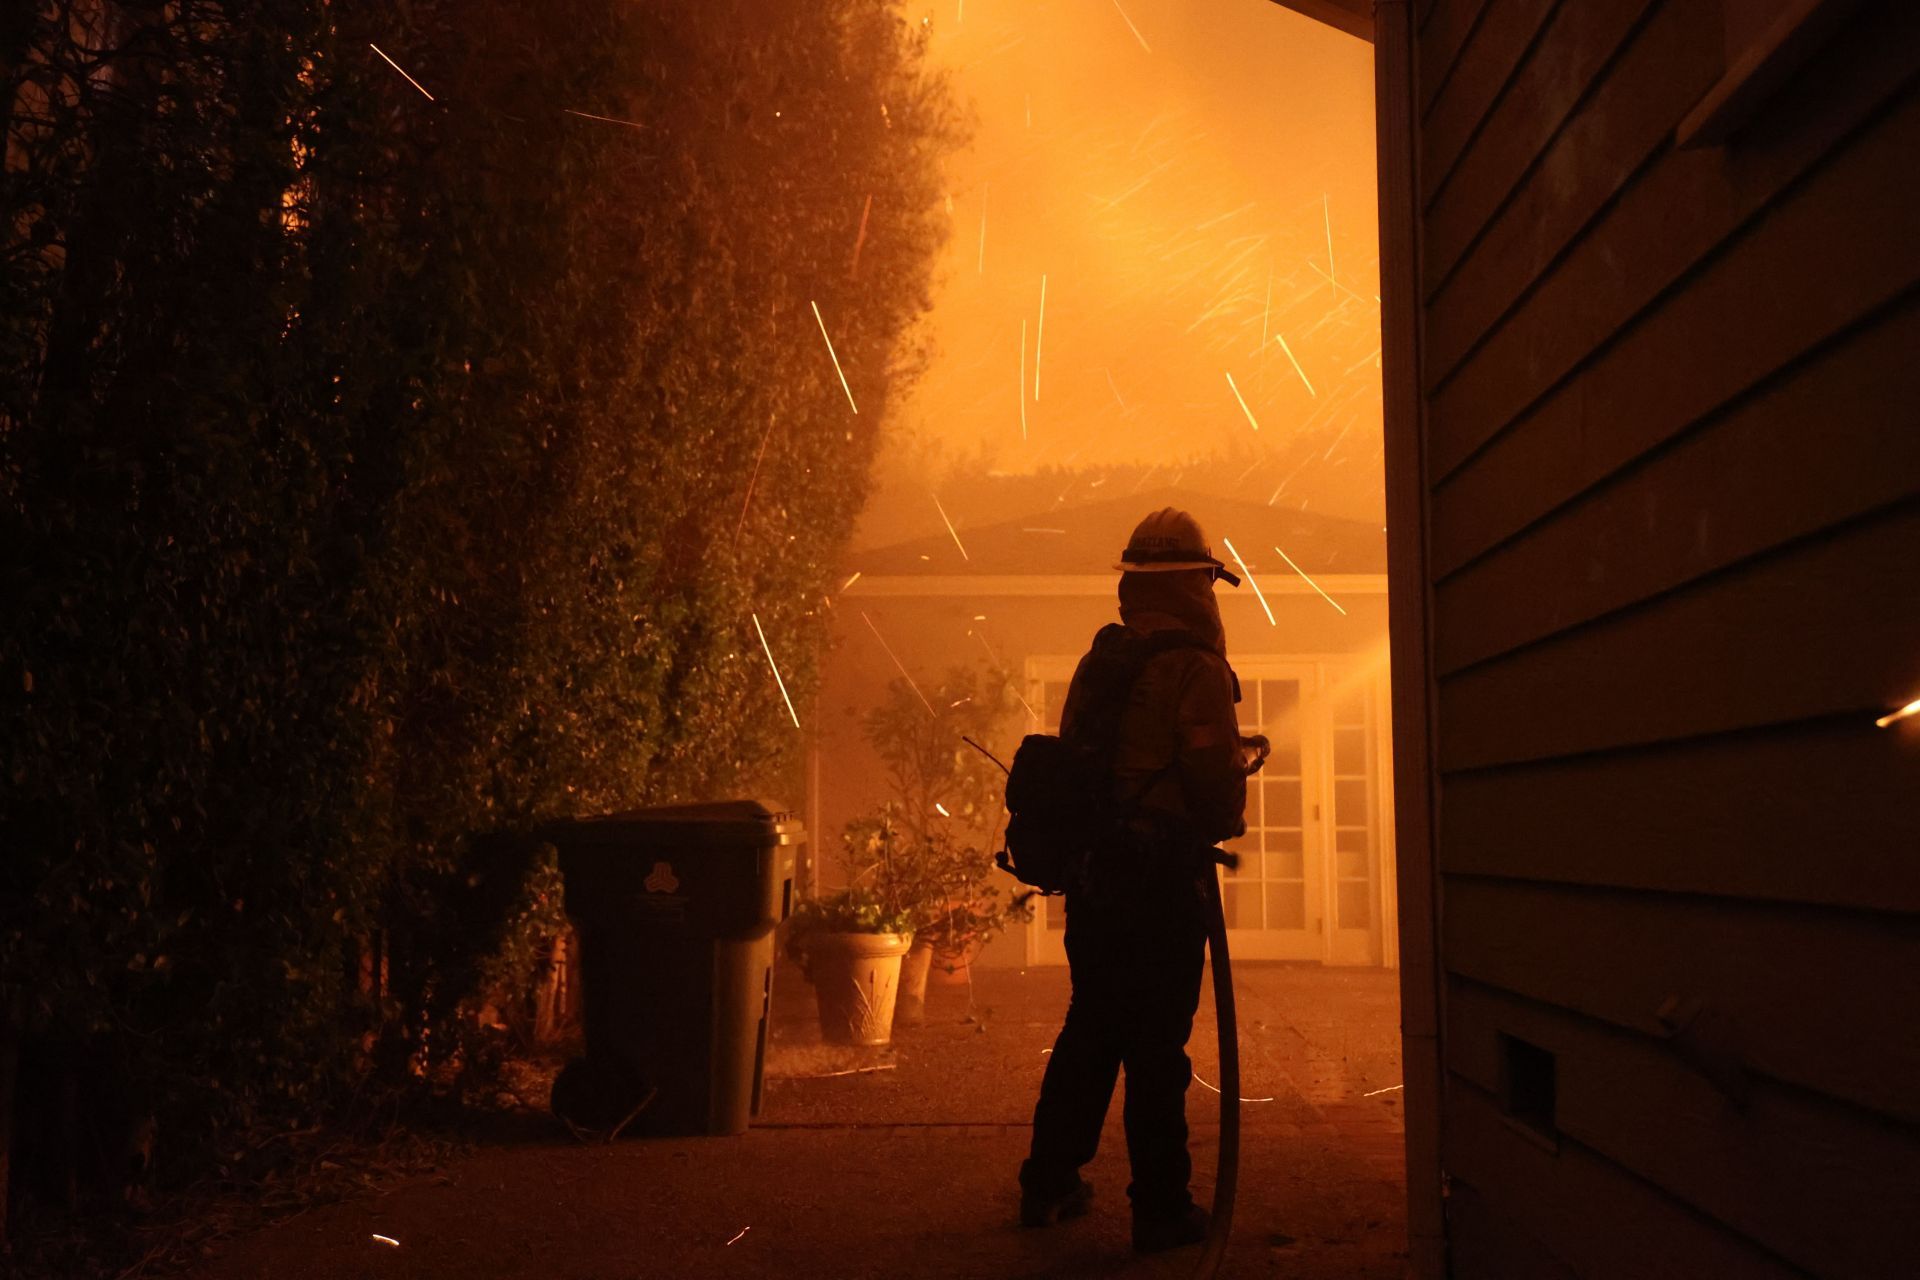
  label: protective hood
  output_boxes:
[1118,568,1226,655]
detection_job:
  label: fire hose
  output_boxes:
[1193,730,1265,1278]
[1196,846,1240,1279]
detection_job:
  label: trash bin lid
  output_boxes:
[549,799,804,851]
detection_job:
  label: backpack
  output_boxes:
[995,624,1208,895]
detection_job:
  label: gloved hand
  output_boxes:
[1238,734,1271,776]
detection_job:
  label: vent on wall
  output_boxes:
[1499,1033,1559,1152]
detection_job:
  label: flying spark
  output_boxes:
[977,184,989,274]
[934,802,951,817]
[725,1227,751,1246]
[371,1234,401,1248]
[1876,697,1920,728]
[1362,1084,1405,1097]
[1225,371,1260,432]
[1018,319,1029,441]
[1323,193,1335,298]
[1221,537,1275,627]
[932,493,970,561]
[562,108,644,131]
[862,612,936,715]
[849,193,873,277]
[1259,264,1273,354]
[1192,1071,1274,1102]
[1034,274,1047,400]
[752,613,801,728]
[1111,0,1153,53]
[1273,545,1347,615]
[1104,367,1129,412]
[368,43,434,102]
[841,571,862,592]
[736,415,778,540]
[810,300,858,414]
[1275,332,1316,397]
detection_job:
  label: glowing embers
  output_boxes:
[1273,332,1316,397]
[1272,544,1346,616]
[1110,0,1153,53]
[861,611,936,715]
[1220,537,1275,627]
[751,613,801,728]
[368,43,434,102]
[1877,697,1920,728]
[561,108,644,131]
[1034,274,1048,401]
[1191,1070,1273,1103]
[1225,371,1260,433]
[931,493,970,561]
[810,300,859,415]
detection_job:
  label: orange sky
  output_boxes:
[865,0,1380,546]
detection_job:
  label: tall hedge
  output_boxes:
[0,0,954,1186]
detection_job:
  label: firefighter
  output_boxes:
[1018,507,1249,1254]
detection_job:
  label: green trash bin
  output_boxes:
[545,800,800,1136]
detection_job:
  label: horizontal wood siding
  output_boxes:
[1440,721,1920,914]
[1448,980,1920,1279]
[1417,0,1920,1274]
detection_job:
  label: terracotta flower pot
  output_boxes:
[928,939,977,986]
[806,931,914,1045]
[894,937,935,1028]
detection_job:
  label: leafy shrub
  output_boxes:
[0,0,956,1204]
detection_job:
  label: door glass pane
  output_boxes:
[1266,882,1306,929]
[1336,847,1367,878]
[1229,850,1263,879]
[1334,726,1367,776]
[1266,785,1302,828]
[1260,680,1302,774]
[1223,881,1261,929]
[1268,847,1304,880]
[1337,880,1372,928]
[1334,779,1368,821]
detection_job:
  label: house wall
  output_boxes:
[1404,1,1920,1274]
[813,579,1387,968]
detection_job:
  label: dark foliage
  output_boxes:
[0,0,955,1208]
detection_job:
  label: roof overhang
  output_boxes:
[1268,0,1374,43]
[843,573,1387,598]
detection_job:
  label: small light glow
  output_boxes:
[810,300,858,415]
[1876,697,1920,729]
[371,1234,400,1247]
[1221,537,1275,627]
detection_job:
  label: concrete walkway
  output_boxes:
[189,960,1408,1278]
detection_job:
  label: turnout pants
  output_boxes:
[1021,869,1208,1219]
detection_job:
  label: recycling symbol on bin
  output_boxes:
[643,861,680,895]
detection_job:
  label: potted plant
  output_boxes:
[785,885,916,1046]
[843,664,1034,1021]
